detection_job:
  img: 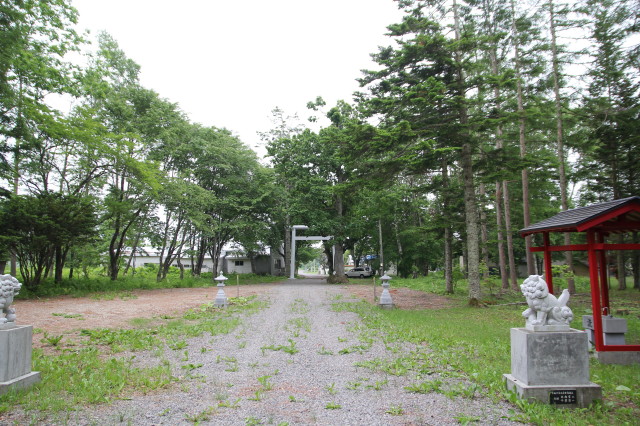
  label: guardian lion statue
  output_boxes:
[0,274,22,324]
[521,275,573,327]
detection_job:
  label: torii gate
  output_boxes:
[289,225,333,280]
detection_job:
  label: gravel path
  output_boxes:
[31,279,518,425]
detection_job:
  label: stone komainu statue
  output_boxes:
[0,274,22,324]
[521,275,573,327]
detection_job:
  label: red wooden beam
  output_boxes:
[599,221,640,232]
[530,244,589,252]
[600,345,640,352]
[520,227,577,237]
[529,243,640,252]
[577,204,640,232]
[601,243,640,251]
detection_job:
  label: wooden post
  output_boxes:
[237,274,240,298]
[543,232,554,294]
[597,231,610,314]
[587,230,605,352]
[373,276,376,302]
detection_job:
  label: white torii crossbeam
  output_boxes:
[290,225,332,279]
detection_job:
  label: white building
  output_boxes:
[128,247,285,276]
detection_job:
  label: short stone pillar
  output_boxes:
[582,315,627,348]
[504,275,601,408]
[379,274,393,309]
[1,325,41,395]
[581,315,640,364]
[214,273,228,308]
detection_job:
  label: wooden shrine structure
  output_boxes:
[520,196,640,354]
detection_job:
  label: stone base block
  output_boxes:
[0,325,34,382]
[0,325,40,394]
[504,374,602,408]
[595,351,640,365]
[0,371,41,395]
[510,328,590,386]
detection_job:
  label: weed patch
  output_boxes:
[0,295,265,418]
[261,339,299,356]
[338,292,640,425]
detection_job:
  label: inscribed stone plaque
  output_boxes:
[549,389,577,405]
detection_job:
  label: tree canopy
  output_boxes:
[0,0,637,298]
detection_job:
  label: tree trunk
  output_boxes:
[453,0,481,304]
[68,251,74,280]
[334,243,346,278]
[462,143,481,304]
[617,234,626,290]
[156,211,172,282]
[495,183,509,290]
[10,78,23,278]
[193,236,208,276]
[442,160,454,293]
[394,215,403,260]
[284,215,291,279]
[330,191,348,283]
[549,0,575,293]
[378,218,384,276]
[324,244,334,275]
[510,0,535,276]
[503,181,519,289]
[479,183,490,279]
[124,213,147,276]
[633,232,639,289]
[485,13,510,290]
[54,246,65,284]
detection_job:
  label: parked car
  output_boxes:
[345,266,373,278]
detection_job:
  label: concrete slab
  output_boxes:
[504,374,602,409]
[0,371,41,396]
[595,351,640,365]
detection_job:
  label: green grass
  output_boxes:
[0,295,266,419]
[15,268,285,300]
[391,273,640,344]
[334,280,640,425]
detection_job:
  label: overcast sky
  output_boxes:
[71,0,404,158]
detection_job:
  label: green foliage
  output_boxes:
[261,339,299,356]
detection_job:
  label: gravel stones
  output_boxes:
[16,279,518,425]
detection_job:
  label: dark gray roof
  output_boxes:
[520,196,640,235]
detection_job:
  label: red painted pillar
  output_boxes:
[588,230,605,352]
[597,231,610,314]
[543,232,554,294]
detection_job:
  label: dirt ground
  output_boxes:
[344,283,454,310]
[13,285,278,346]
[12,281,451,349]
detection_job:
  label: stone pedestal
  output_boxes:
[504,328,601,408]
[0,325,41,395]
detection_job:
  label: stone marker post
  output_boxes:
[214,273,228,308]
[379,274,393,309]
